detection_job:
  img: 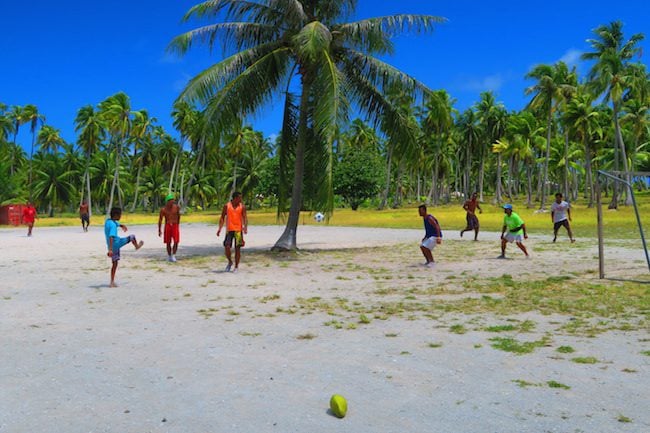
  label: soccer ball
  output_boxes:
[314,212,325,223]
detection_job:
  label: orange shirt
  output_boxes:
[226,201,244,231]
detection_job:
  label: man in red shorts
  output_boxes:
[22,201,37,237]
[158,193,181,262]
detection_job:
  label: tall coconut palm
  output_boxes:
[582,21,644,206]
[525,61,576,210]
[130,109,156,211]
[456,108,480,198]
[99,92,132,213]
[563,92,602,207]
[22,104,45,200]
[37,125,65,154]
[75,105,105,216]
[169,0,444,250]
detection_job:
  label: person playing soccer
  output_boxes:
[499,204,529,259]
[105,207,144,287]
[79,200,90,232]
[460,192,482,240]
[551,193,575,243]
[158,193,181,262]
[22,202,37,237]
[217,191,248,272]
[418,204,442,267]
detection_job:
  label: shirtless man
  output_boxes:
[460,192,482,240]
[158,193,181,262]
[79,200,90,232]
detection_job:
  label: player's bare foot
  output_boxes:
[136,240,144,250]
[109,282,118,288]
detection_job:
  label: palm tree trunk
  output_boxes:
[614,110,632,205]
[526,164,533,207]
[86,164,92,218]
[272,78,311,251]
[379,147,393,210]
[478,158,486,202]
[539,108,553,211]
[563,131,570,198]
[464,136,472,197]
[585,139,594,208]
[495,154,503,203]
[130,162,143,212]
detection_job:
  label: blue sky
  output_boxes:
[1,0,648,149]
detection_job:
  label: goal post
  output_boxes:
[596,170,650,279]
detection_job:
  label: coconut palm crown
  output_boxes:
[169,0,445,250]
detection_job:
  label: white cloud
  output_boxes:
[558,48,583,66]
[461,74,505,92]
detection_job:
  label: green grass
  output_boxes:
[547,380,571,390]
[10,196,650,239]
[489,336,549,354]
[571,356,599,364]
[556,346,575,354]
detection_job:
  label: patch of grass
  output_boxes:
[450,324,467,334]
[621,368,637,373]
[571,356,599,364]
[512,379,540,388]
[489,336,549,355]
[296,333,317,340]
[485,324,516,332]
[358,314,371,324]
[259,294,280,303]
[427,342,443,348]
[617,414,632,423]
[385,333,398,337]
[556,346,575,354]
[547,380,571,390]
[400,351,411,355]
[640,350,650,356]
[239,331,261,337]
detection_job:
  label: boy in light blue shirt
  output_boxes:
[105,207,144,287]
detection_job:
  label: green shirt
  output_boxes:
[504,212,524,235]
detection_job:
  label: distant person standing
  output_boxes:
[418,204,442,267]
[22,202,37,237]
[460,192,482,240]
[105,207,144,287]
[158,193,181,262]
[217,192,248,272]
[499,204,529,259]
[551,193,575,243]
[79,200,90,232]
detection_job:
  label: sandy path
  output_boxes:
[0,224,648,433]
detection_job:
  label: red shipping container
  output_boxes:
[0,204,25,225]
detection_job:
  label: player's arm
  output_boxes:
[477,202,482,214]
[567,206,572,221]
[501,223,507,238]
[217,205,227,236]
[242,204,248,234]
[522,223,528,239]
[177,205,181,225]
[158,209,164,236]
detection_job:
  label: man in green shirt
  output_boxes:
[499,204,529,258]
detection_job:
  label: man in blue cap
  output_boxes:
[499,204,529,258]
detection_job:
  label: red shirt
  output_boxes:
[22,206,36,223]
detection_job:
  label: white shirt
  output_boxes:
[551,200,570,223]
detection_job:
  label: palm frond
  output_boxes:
[168,22,279,55]
[336,15,444,54]
[293,21,332,63]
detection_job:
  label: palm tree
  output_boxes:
[23,104,45,200]
[32,153,75,216]
[563,92,602,207]
[525,61,576,210]
[37,125,65,154]
[457,108,480,198]
[170,0,444,250]
[99,92,132,213]
[224,121,260,195]
[75,105,105,216]
[475,92,507,202]
[582,21,644,206]
[130,109,156,211]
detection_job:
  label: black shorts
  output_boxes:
[223,231,244,248]
[81,214,90,223]
[554,220,570,231]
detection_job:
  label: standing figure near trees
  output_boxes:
[551,193,575,243]
[460,192,482,241]
[22,202,37,237]
[158,193,181,262]
[499,204,529,259]
[79,200,90,232]
[217,192,248,273]
[418,204,442,267]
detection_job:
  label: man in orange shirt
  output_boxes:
[22,202,37,237]
[217,191,248,272]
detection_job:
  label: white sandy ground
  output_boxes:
[0,223,648,433]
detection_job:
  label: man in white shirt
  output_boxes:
[551,193,575,243]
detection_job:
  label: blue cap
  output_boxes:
[503,204,513,210]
